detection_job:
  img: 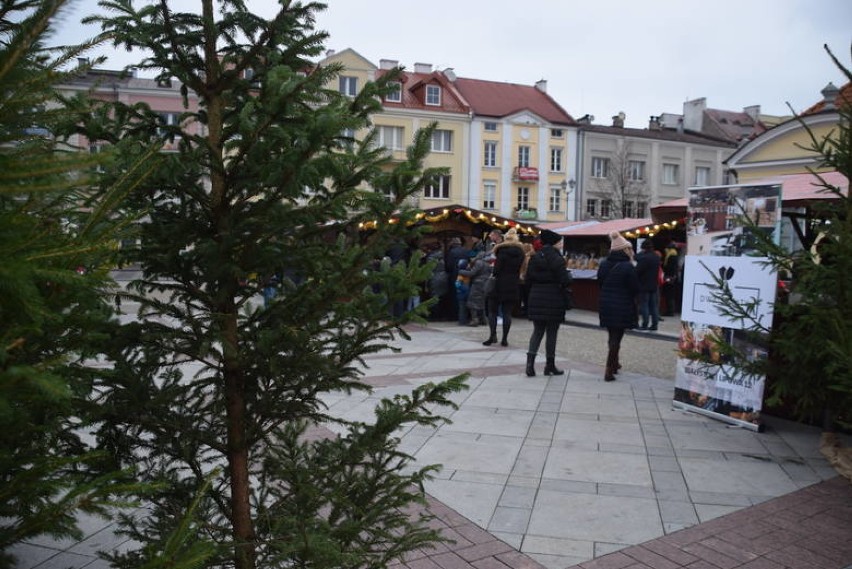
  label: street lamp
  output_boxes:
[561,178,576,192]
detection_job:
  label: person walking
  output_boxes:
[444,237,469,322]
[524,229,571,376]
[598,231,640,382]
[483,227,525,346]
[635,239,661,331]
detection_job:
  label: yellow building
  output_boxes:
[319,49,577,222]
[726,82,851,182]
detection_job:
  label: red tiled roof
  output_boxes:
[376,69,470,114]
[802,81,852,115]
[452,77,575,125]
[703,108,768,143]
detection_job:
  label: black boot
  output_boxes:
[604,348,617,382]
[544,358,564,376]
[483,334,497,346]
[525,353,536,377]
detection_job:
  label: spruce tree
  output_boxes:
[0,0,155,564]
[81,1,466,568]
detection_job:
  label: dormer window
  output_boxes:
[425,84,441,106]
[385,81,402,103]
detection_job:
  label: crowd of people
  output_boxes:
[397,227,682,382]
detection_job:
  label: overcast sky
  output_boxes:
[53,0,851,128]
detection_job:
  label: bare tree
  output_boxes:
[591,139,651,218]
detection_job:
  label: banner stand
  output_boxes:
[671,400,765,432]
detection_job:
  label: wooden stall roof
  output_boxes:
[545,217,654,237]
[418,204,540,236]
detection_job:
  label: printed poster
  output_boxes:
[672,183,782,431]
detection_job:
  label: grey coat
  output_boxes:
[460,256,491,311]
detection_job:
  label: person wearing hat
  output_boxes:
[483,227,525,346]
[523,229,571,376]
[635,239,661,331]
[597,231,640,381]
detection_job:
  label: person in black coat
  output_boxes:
[524,229,571,377]
[444,237,469,322]
[483,228,525,346]
[598,231,640,381]
[634,239,661,331]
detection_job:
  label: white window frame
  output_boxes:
[430,129,453,152]
[586,199,597,217]
[157,112,181,138]
[549,187,562,212]
[637,201,648,218]
[517,187,530,210]
[600,199,612,218]
[628,160,645,181]
[376,125,404,150]
[662,163,680,185]
[484,141,497,167]
[551,128,564,138]
[518,145,531,168]
[339,76,357,97]
[550,147,563,172]
[624,201,635,217]
[591,157,609,178]
[695,166,711,186]
[385,81,402,102]
[484,122,498,132]
[425,175,450,199]
[483,181,496,210]
[425,84,441,106]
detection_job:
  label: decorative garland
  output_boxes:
[623,219,684,239]
[359,207,538,236]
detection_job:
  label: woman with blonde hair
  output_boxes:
[482,227,525,346]
[597,231,640,381]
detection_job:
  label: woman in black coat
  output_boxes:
[483,228,525,346]
[597,231,640,381]
[524,229,571,377]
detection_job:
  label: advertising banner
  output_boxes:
[672,183,782,431]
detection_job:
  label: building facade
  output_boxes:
[320,49,577,223]
[576,114,736,221]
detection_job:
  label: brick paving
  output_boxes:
[403,476,851,569]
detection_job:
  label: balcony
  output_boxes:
[513,167,539,182]
[513,208,538,220]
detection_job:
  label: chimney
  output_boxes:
[612,112,625,128]
[648,115,661,130]
[76,57,89,67]
[379,59,398,70]
[577,114,594,125]
[443,68,457,82]
[821,82,840,110]
[325,49,336,58]
[743,105,760,121]
[535,79,547,93]
[683,97,706,132]
[414,62,432,74]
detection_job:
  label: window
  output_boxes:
[243,68,255,81]
[376,125,404,150]
[628,160,646,181]
[518,145,530,168]
[551,128,563,138]
[637,201,648,217]
[549,187,562,212]
[695,166,711,186]
[157,112,181,138]
[662,163,680,185]
[425,175,450,199]
[591,157,609,178]
[339,76,357,97]
[517,187,530,210]
[484,122,498,132]
[600,199,612,218]
[340,127,355,150]
[425,84,441,105]
[550,148,563,172]
[586,199,597,217]
[385,81,402,102]
[624,201,635,217]
[431,129,453,152]
[483,181,496,209]
[484,141,497,167]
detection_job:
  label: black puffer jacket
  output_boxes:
[525,245,570,322]
[597,250,639,329]
[635,250,660,293]
[492,241,525,302]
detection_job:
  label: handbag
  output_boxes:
[484,275,497,297]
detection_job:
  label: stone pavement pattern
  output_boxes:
[9,312,852,569]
